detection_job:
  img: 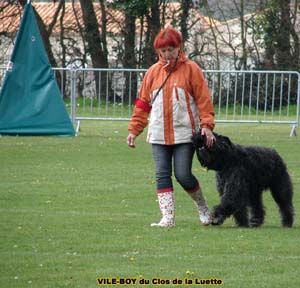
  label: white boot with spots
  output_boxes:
[151,191,175,227]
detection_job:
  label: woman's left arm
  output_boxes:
[191,65,215,131]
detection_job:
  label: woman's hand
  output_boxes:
[201,127,215,148]
[127,133,137,148]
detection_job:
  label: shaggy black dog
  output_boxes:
[191,132,294,227]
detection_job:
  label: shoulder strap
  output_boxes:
[151,56,178,106]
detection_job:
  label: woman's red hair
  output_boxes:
[153,26,182,50]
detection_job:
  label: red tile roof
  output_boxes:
[0,1,212,36]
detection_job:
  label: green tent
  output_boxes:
[0,2,75,136]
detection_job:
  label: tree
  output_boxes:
[108,0,164,101]
[79,0,108,69]
[180,0,192,44]
[79,0,109,97]
[143,0,162,67]
[255,0,300,70]
[275,0,299,70]
[108,0,146,102]
[110,0,142,69]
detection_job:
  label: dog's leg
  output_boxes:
[212,176,246,226]
[211,193,239,225]
[249,192,265,227]
[211,175,229,225]
[211,203,232,225]
[269,178,294,227]
[233,208,249,227]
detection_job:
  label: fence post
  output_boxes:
[70,67,76,125]
[290,72,300,136]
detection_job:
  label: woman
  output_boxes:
[127,27,215,227]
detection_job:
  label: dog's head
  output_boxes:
[191,132,234,171]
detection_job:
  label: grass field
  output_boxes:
[0,121,299,288]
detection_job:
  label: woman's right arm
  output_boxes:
[127,70,153,147]
[127,133,137,148]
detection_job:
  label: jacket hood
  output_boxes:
[158,51,188,72]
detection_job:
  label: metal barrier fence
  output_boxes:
[0,67,299,135]
[69,68,299,136]
[0,66,71,98]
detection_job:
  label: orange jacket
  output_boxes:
[128,52,215,145]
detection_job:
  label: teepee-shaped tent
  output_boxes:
[0,1,75,136]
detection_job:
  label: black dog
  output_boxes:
[191,132,294,227]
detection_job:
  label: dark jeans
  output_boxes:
[152,143,199,192]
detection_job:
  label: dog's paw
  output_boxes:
[234,218,250,227]
[211,215,224,225]
[249,217,263,227]
[236,222,250,228]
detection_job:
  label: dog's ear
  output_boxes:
[191,132,206,147]
[220,135,233,147]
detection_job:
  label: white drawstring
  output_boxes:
[162,60,170,69]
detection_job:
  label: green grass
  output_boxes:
[0,122,299,288]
